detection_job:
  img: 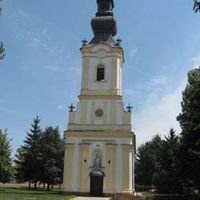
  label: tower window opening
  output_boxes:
[97,67,105,81]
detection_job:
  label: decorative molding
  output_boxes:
[65,131,134,138]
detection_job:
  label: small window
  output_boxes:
[97,67,105,81]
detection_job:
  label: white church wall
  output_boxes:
[88,58,112,91]
[68,99,131,129]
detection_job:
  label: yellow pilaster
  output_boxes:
[78,143,90,192]
[64,143,74,191]
[112,57,117,90]
[122,144,133,193]
[81,57,89,92]
[91,101,95,124]
[80,100,88,124]
[105,144,117,193]
[103,101,108,125]
[110,100,117,124]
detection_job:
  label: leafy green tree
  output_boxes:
[0,129,12,183]
[15,116,43,189]
[177,67,200,187]
[40,126,64,191]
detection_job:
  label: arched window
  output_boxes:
[96,65,105,81]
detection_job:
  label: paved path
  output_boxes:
[72,197,110,200]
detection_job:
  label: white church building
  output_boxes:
[63,0,135,197]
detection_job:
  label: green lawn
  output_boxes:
[0,188,74,200]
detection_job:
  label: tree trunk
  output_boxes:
[34,182,37,190]
[28,181,31,190]
[47,183,50,191]
[43,183,45,189]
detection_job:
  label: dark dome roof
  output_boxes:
[90,0,117,45]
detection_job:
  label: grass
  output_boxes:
[0,188,75,200]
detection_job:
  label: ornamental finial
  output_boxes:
[96,0,114,16]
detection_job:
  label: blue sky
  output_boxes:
[1,0,200,157]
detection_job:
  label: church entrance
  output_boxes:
[90,171,104,197]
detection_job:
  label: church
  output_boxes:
[63,0,135,197]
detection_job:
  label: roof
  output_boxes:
[90,0,117,45]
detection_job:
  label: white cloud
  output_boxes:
[0,106,16,114]
[191,53,200,68]
[129,48,139,60]
[124,89,138,99]
[125,74,168,104]
[133,82,185,147]
[44,65,63,72]
[150,74,167,87]
[57,105,65,110]
[0,100,16,114]
[68,61,82,77]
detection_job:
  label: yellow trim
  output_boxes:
[82,57,89,90]
[81,43,125,63]
[112,57,117,90]
[91,101,95,124]
[65,144,74,190]
[111,100,117,124]
[121,145,133,192]
[79,143,90,192]
[80,100,88,124]
[79,94,122,100]
[105,144,117,193]
[79,90,122,97]
[103,101,107,125]
[65,131,134,138]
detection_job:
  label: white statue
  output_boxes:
[93,150,102,168]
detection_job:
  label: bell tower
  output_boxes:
[63,0,135,196]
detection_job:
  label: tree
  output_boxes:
[14,147,26,183]
[135,135,164,187]
[40,126,64,191]
[156,129,181,193]
[15,118,64,190]
[0,129,12,183]
[177,67,200,187]
[136,130,181,193]
[0,1,5,60]
[15,116,43,189]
